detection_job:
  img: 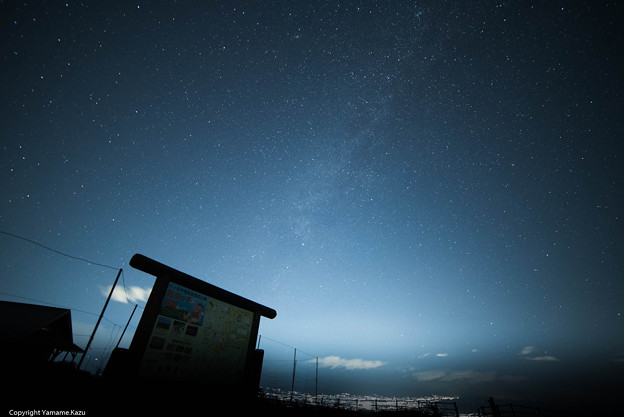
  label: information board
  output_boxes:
[126,254,276,392]
[138,281,255,385]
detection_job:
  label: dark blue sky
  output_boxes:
[2,0,623,411]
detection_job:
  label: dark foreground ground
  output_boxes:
[4,363,397,417]
[4,363,622,417]
[5,370,414,417]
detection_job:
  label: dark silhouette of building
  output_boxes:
[0,300,83,372]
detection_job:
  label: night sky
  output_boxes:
[2,0,623,412]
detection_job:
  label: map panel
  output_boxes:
[139,281,254,385]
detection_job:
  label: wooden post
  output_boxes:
[489,397,502,417]
[77,268,122,370]
[315,356,318,404]
[290,348,297,402]
[115,303,137,349]
[433,402,441,417]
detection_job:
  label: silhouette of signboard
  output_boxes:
[127,254,276,391]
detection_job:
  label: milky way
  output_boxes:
[1,1,622,412]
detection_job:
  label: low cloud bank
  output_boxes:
[412,369,525,383]
[526,355,559,361]
[314,355,385,370]
[519,346,559,361]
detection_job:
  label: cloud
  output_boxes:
[100,284,151,304]
[413,369,496,383]
[315,355,385,370]
[526,355,559,361]
[412,369,526,384]
[519,346,559,361]
[412,369,449,382]
[418,352,449,359]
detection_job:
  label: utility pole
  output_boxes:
[115,303,137,349]
[290,348,297,402]
[77,268,122,370]
[315,356,318,405]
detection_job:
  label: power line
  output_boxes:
[259,335,318,358]
[1,231,321,386]
[0,291,119,326]
[0,229,146,308]
[0,230,118,270]
[120,269,145,308]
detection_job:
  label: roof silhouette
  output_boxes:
[0,300,83,354]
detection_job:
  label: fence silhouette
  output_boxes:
[260,388,461,415]
[257,335,320,399]
[474,397,588,417]
[256,337,594,417]
[256,335,464,415]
